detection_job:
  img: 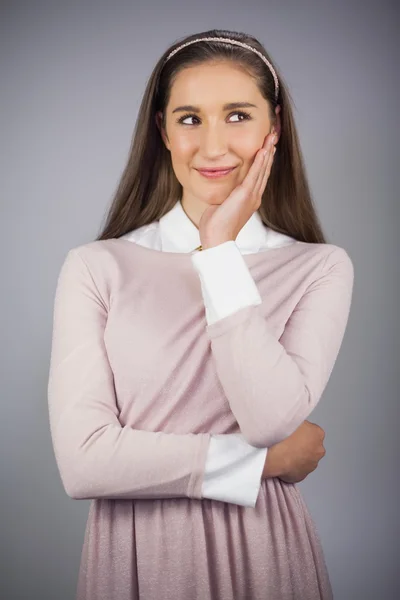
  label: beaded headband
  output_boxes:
[164,37,279,102]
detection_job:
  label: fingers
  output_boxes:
[255,144,275,197]
[253,149,269,192]
[241,136,276,200]
[242,148,266,193]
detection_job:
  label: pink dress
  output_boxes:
[48,237,354,599]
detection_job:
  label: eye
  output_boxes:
[176,111,252,125]
[228,111,252,123]
[177,113,200,125]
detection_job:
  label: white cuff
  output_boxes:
[201,433,267,508]
[191,241,262,326]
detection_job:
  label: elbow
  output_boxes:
[62,468,105,500]
[63,475,92,499]
[241,388,312,448]
[59,464,91,499]
[52,423,114,500]
[51,443,86,498]
[64,483,85,500]
[242,425,296,448]
[54,443,99,499]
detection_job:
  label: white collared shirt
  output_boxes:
[121,200,297,507]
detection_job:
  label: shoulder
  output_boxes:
[63,221,158,267]
[292,242,354,297]
[56,239,129,297]
[54,238,133,312]
[57,222,159,288]
[265,228,353,276]
[62,239,123,272]
[54,241,118,302]
[318,243,354,280]
[294,240,353,269]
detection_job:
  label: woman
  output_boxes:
[48,29,354,599]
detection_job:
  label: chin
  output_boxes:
[195,194,226,206]
[196,184,236,203]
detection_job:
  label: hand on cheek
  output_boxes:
[199,131,277,249]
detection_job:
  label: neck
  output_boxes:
[180,193,213,230]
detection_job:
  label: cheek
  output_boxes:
[235,139,265,184]
[169,133,195,162]
[234,128,265,155]
[168,137,195,185]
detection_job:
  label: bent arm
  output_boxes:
[192,242,354,447]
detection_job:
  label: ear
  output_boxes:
[272,105,282,141]
[155,111,171,151]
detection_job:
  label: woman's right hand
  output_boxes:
[262,420,326,483]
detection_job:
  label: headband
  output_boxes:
[164,37,279,102]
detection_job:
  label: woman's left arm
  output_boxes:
[192,244,354,448]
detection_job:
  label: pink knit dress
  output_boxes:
[48,236,354,599]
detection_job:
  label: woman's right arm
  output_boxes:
[48,247,212,501]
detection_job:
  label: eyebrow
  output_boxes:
[171,102,258,114]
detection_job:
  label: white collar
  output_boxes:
[121,199,296,253]
[159,200,294,253]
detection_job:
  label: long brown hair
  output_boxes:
[96,28,327,244]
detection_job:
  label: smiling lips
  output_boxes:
[196,166,237,178]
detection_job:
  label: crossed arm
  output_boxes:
[48,241,353,507]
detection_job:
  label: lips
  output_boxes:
[197,167,236,172]
[196,166,237,178]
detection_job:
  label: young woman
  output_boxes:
[48,29,354,600]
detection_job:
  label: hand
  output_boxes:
[262,421,326,484]
[199,132,277,249]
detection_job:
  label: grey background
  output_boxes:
[1,0,398,598]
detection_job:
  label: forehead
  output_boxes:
[168,61,262,105]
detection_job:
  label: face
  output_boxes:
[157,61,280,222]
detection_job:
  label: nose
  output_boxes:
[199,123,228,159]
